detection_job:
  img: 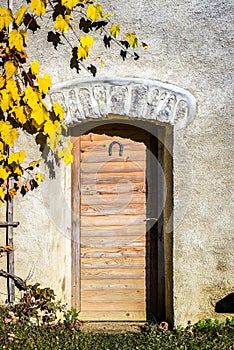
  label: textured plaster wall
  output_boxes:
[0,0,233,325]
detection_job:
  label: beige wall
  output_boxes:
[0,0,233,325]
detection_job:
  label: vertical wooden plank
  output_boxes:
[6,193,15,303]
[71,137,81,311]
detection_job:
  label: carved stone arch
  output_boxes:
[50,77,196,130]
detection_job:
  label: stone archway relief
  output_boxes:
[50,77,196,130]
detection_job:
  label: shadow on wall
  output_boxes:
[215,293,234,313]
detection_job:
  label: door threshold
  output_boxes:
[80,321,148,334]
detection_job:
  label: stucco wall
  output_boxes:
[0,0,233,325]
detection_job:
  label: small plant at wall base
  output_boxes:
[0,283,66,325]
[0,1,146,301]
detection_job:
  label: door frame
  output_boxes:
[70,120,173,324]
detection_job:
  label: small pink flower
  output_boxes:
[4,317,12,323]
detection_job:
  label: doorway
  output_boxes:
[71,122,171,322]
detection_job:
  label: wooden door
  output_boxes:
[78,130,148,321]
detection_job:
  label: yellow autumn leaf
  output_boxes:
[35,172,45,184]
[31,61,40,75]
[80,35,94,48]
[15,4,27,27]
[86,4,102,21]
[100,58,104,68]
[125,32,138,48]
[38,73,52,94]
[12,106,27,124]
[0,245,14,252]
[44,120,61,136]
[61,0,77,10]
[9,29,27,52]
[53,102,65,120]
[8,188,17,199]
[64,152,73,165]
[6,79,20,103]
[5,61,17,80]
[0,90,10,112]
[77,0,89,4]
[47,133,61,150]
[77,46,88,60]
[0,166,10,181]
[0,121,18,146]
[29,159,42,168]
[58,148,73,165]
[66,137,74,151]
[86,4,112,21]
[142,42,148,50]
[0,153,7,162]
[8,150,26,165]
[101,10,113,19]
[54,14,71,33]
[31,104,49,126]
[30,0,47,16]
[102,13,113,19]
[0,141,4,152]
[0,7,13,30]
[0,142,7,161]
[24,86,41,108]
[77,35,94,59]
[110,24,121,38]
[15,165,24,176]
[0,187,4,203]
[0,75,5,89]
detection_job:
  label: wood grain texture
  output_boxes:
[81,268,146,279]
[79,132,147,320]
[81,278,145,290]
[81,204,145,216]
[81,192,145,205]
[81,225,146,236]
[81,161,145,173]
[81,182,146,195]
[78,311,146,321]
[81,151,146,163]
[80,247,146,258]
[80,214,146,227]
[81,290,146,302]
[80,300,146,311]
[81,172,145,185]
[81,256,145,269]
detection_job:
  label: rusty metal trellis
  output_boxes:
[0,0,19,303]
[0,195,19,302]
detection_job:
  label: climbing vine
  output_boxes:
[0,0,147,204]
